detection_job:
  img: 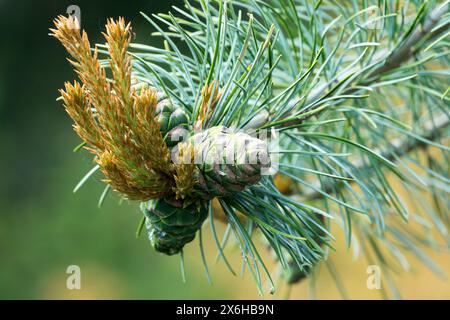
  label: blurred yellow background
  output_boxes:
[33,218,450,300]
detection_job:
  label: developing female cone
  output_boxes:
[189,126,271,198]
[155,91,190,147]
[141,198,208,255]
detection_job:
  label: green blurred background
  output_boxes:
[0,0,449,300]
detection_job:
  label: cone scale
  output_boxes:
[190,126,270,199]
[155,90,190,148]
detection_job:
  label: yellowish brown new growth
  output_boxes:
[172,141,196,199]
[59,81,104,151]
[51,15,186,201]
[196,81,222,129]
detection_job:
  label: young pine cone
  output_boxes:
[141,198,208,255]
[155,91,190,147]
[189,126,271,198]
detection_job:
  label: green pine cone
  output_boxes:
[189,126,270,198]
[155,91,190,147]
[141,198,208,255]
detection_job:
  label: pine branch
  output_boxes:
[52,0,450,295]
[301,113,449,200]
[279,2,449,128]
[367,2,449,80]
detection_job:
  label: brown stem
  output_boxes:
[277,3,449,129]
[367,2,449,80]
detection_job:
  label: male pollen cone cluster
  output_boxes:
[50,15,195,201]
